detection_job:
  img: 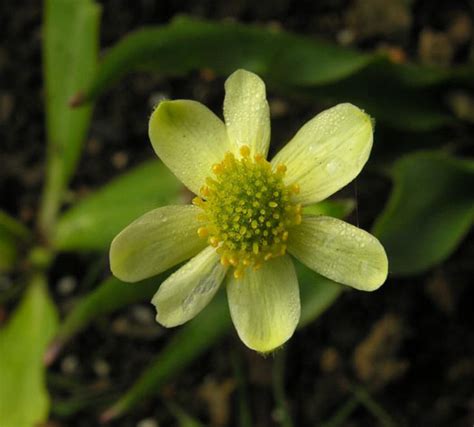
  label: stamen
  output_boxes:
[197,227,208,238]
[194,147,301,278]
[240,145,250,158]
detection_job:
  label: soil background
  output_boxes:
[1,0,474,426]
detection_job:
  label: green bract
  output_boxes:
[110,69,388,352]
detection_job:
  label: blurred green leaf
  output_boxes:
[78,17,474,105]
[99,292,231,423]
[165,401,206,427]
[382,61,474,88]
[72,17,472,132]
[45,272,173,365]
[39,0,100,234]
[0,275,58,427]
[0,210,31,272]
[303,68,453,132]
[54,161,182,251]
[374,151,474,275]
[297,262,344,328]
[0,233,17,272]
[0,210,30,240]
[78,16,372,103]
[303,199,354,218]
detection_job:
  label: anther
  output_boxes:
[197,227,208,238]
[234,269,244,279]
[252,242,259,254]
[239,145,250,158]
[192,197,203,207]
[194,148,301,277]
[212,164,223,174]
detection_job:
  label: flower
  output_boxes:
[109,69,388,352]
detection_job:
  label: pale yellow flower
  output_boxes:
[110,69,388,352]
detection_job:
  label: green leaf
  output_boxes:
[54,161,182,251]
[72,17,473,131]
[77,17,474,106]
[297,262,344,328]
[165,401,206,427]
[39,0,100,234]
[0,232,18,272]
[99,292,232,423]
[373,151,474,275]
[0,210,31,272]
[78,17,373,104]
[0,210,30,240]
[0,275,59,427]
[303,199,355,218]
[45,272,172,365]
[301,67,453,132]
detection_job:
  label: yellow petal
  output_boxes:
[149,100,232,195]
[110,205,206,282]
[271,103,373,205]
[152,246,227,327]
[224,69,270,158]
[227,255,300,352]
[288,215,388,291]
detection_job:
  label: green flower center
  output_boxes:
[193,145,301,278]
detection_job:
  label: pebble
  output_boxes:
[56,276,77,296]
[61,355,79,375]
[136,418,159,427]
[111,151,129,170]
[93,358,111,378]
[131,305,155,325]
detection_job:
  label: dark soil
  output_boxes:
[1,1,473,426]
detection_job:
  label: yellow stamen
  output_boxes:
[239,145,250,158]
[212,163,223,174]
[291,183,300,194]
[194,149,301,278]
[197,227,208,238]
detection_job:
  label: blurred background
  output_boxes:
[1,1,473,426]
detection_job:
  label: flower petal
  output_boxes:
[271,103,373,205]
[110,205,206,282]
[288,215,388,291]
[152,246,227,327]
[224,69,270,158]
[149,100,232,195]
[227,255,300,352]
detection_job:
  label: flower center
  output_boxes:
[193,145,301,278]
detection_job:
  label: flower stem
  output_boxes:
[38,152,64,240]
